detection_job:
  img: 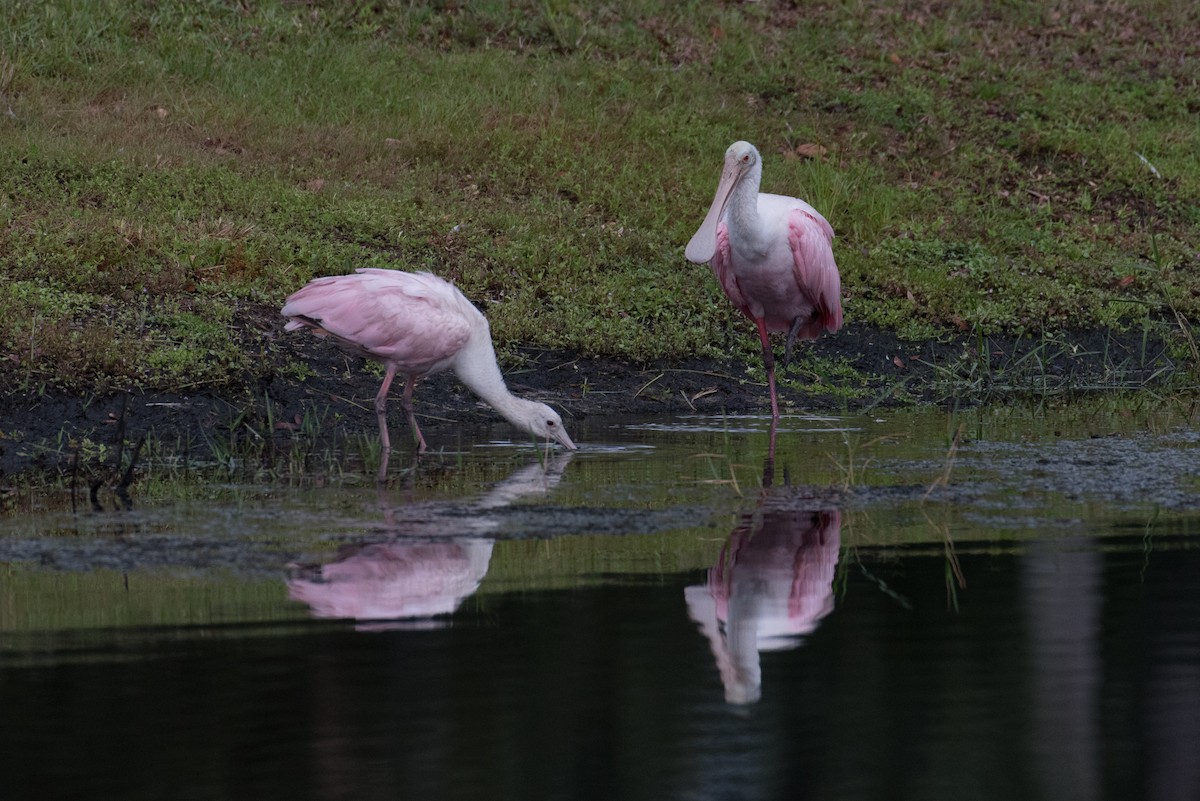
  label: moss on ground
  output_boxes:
[0,0,1197,415]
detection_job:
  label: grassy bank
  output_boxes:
[1,0,1198,398]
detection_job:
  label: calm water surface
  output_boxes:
[2,406,1199,800]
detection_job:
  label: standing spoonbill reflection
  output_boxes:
[685,141,843,418]
[282,269,576,480]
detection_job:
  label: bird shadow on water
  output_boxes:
[686,422,842,706]
[286,451,574,631]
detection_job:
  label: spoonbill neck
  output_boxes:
[452,332,527,423]
[726,164,767,253]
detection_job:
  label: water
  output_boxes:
[2,405,1199,800]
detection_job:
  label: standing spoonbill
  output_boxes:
[282,268,576,480]
[685,141,843,418]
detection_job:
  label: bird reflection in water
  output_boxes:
[288,453,573,630]
[686,449,841,705]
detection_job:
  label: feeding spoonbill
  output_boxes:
[685,141,843,418]
[282,268,576,478]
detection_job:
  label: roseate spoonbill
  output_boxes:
[281,269,576,478]
[685,141,843,418]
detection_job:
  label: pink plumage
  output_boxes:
[282,268,576,480]
[283,269,473,375]
[686,142,844,418]
[288,541,495,624]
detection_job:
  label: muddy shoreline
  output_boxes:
[0,310,1185,481]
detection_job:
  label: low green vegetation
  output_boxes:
[1,0,1197,395]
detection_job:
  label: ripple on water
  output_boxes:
[621,414,863,435]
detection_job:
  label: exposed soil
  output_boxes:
[0,299,1184,481]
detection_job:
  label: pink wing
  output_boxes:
[282,269,473,375]
[710,222,751,316]
[787,209,843,336]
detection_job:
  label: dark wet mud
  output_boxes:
[0,315,1184,480]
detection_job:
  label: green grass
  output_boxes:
[1,0,1198,394]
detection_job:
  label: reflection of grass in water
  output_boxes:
[826,432,905,491]
[915,425,969,613]
[482,528,725,594]
[1140,505,1162,583]
[0,566,307,634]
[923,422,965,500]
[690,453,745,498]
[838,506,962,613]
[835,548,913,612]
[921,507,966,612]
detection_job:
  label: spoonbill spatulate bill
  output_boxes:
[685,141,843,418]
[282,268,576,479]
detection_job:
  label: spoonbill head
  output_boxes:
[685,140,763,265]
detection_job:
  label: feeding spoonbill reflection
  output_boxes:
[685,141,843,418]
[282,268,576,481]
[288,453,573,629]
